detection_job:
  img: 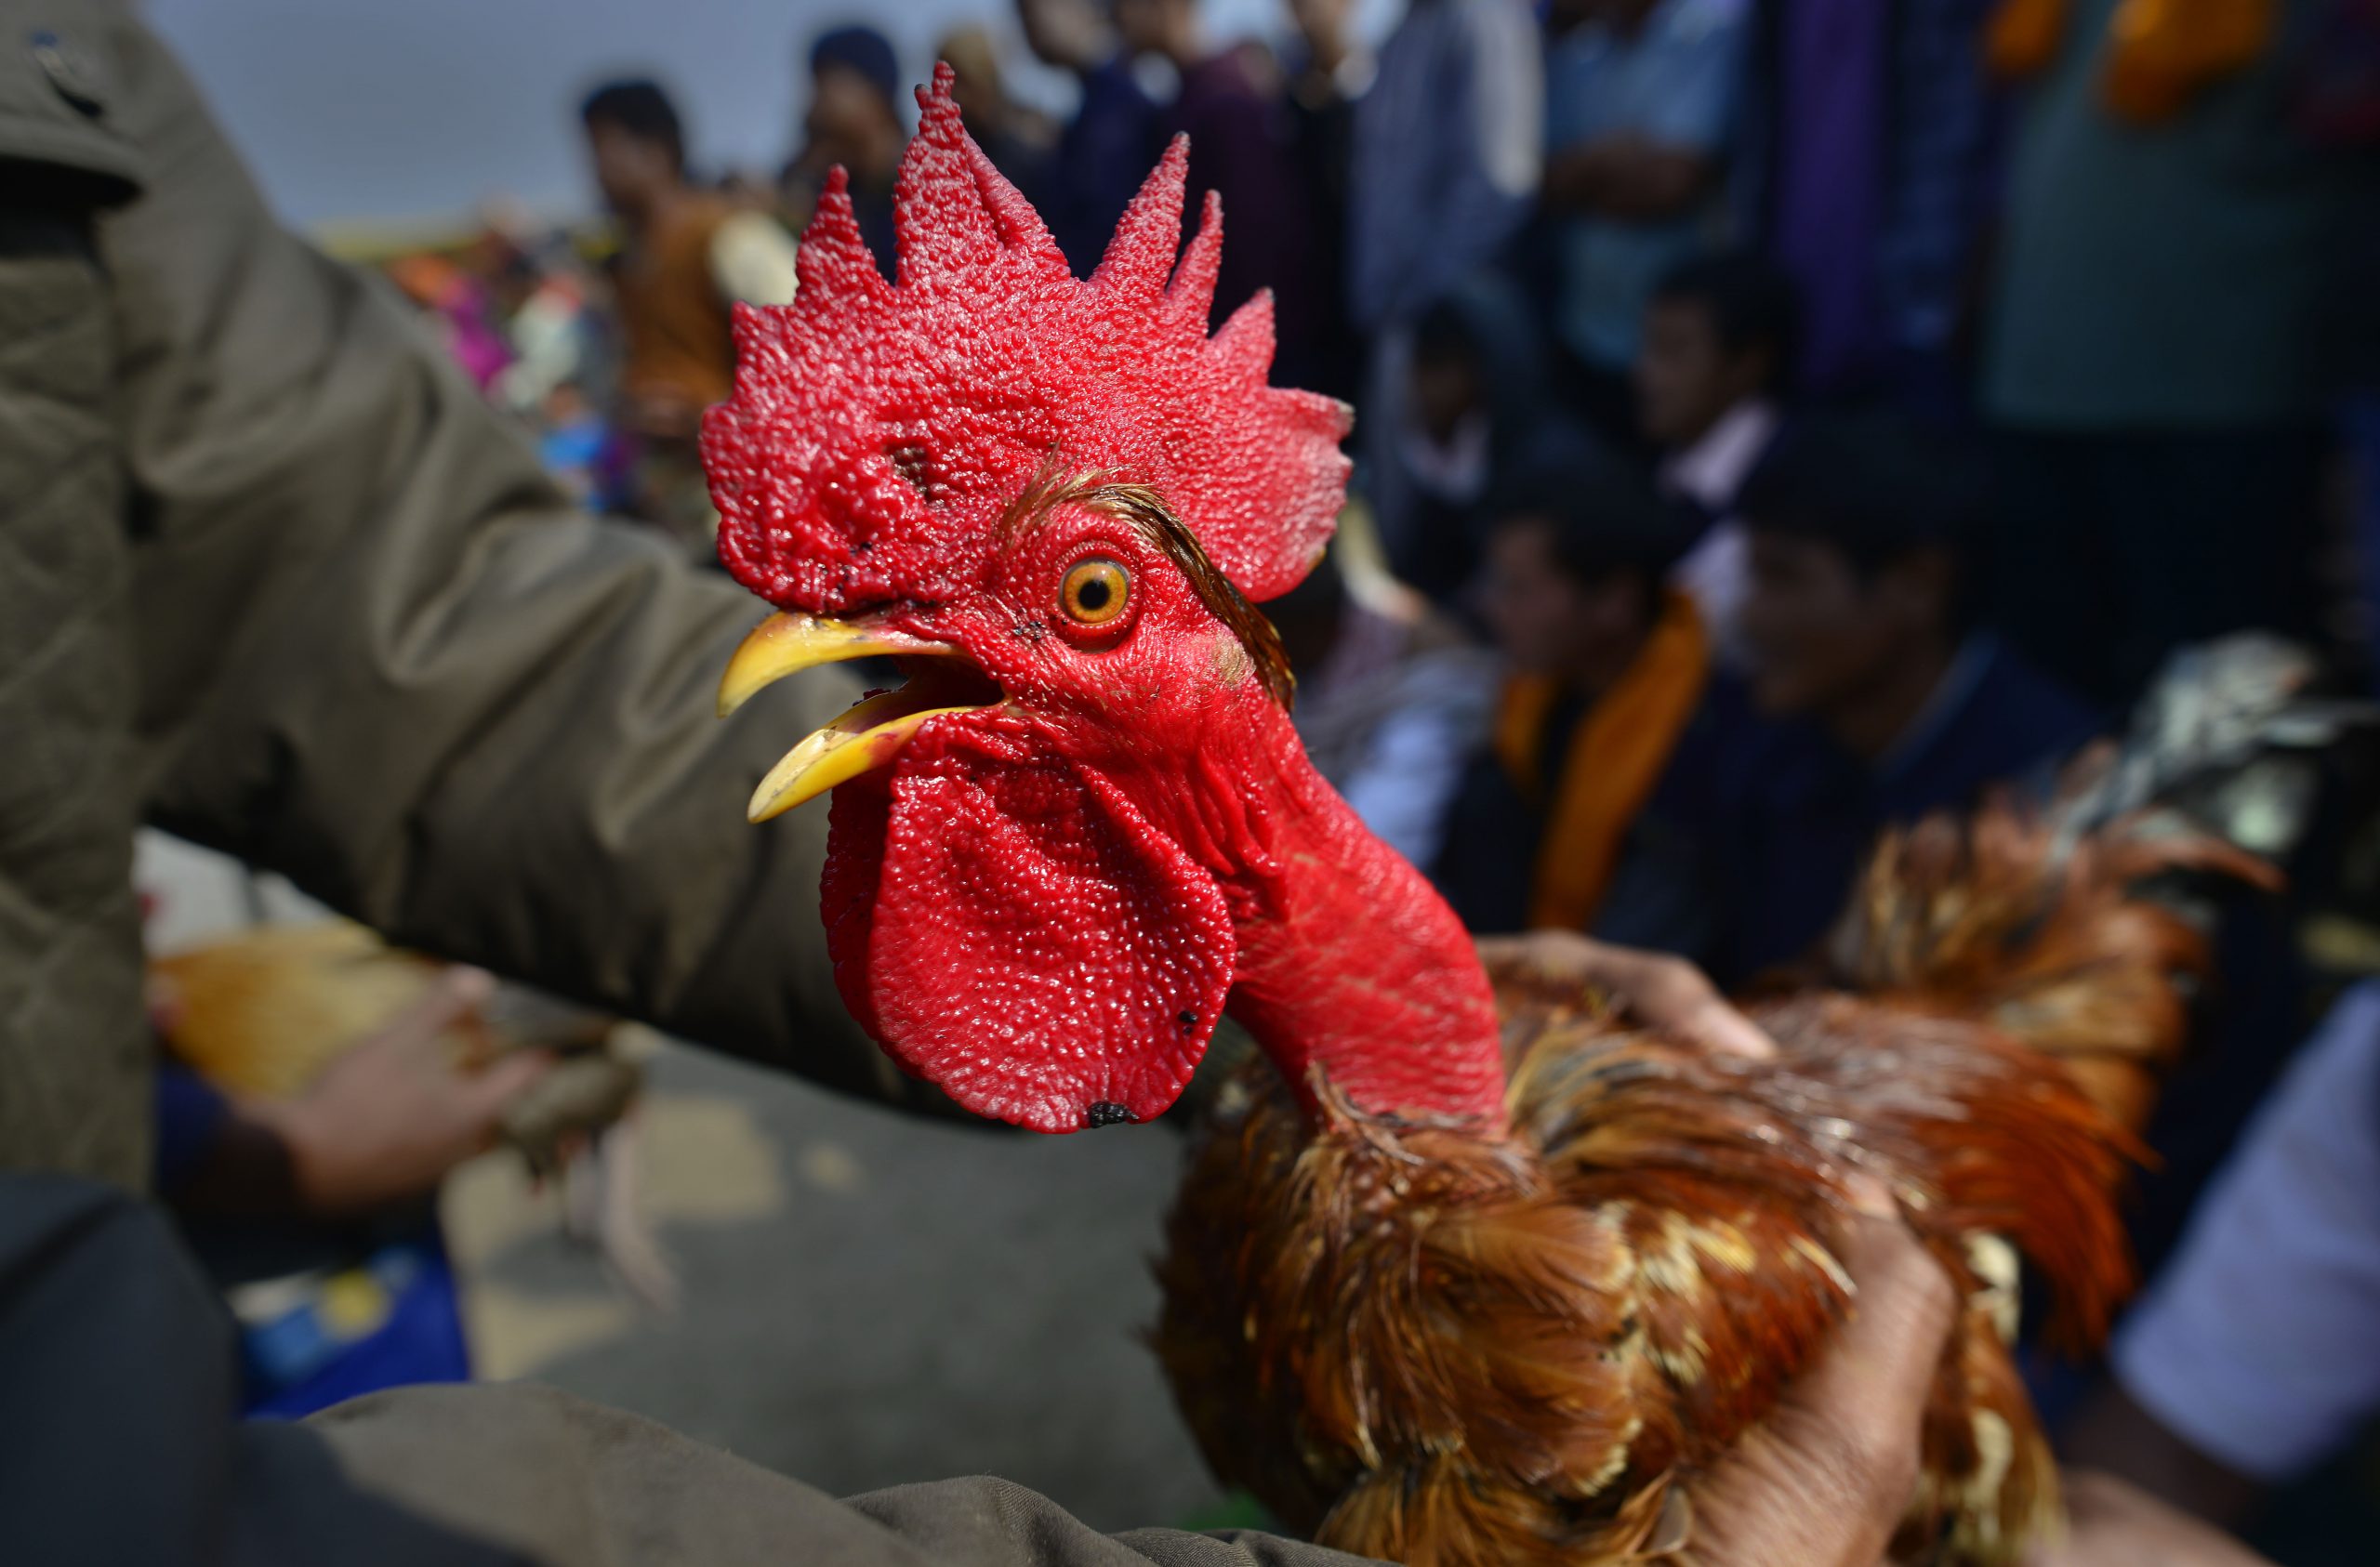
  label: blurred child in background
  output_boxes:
[1636,249,1800,663]
[1540,0,1752,448]
[1710,414,2098,976]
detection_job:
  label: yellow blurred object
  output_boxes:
[152,921,467,1099]
[1985,0,2275,122]
[318,1267,394,1337]
[150,918,630,1171]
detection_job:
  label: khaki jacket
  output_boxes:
[0,2,938,1189]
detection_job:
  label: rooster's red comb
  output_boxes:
[703,63,1351,612]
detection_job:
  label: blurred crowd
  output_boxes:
[344,0,2373,1553]
[382,0,2378,992]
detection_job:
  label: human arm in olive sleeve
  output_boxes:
[87,4,932,1113]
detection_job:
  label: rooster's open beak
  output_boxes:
[718,612,997,823]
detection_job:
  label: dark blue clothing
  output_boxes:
[1047,58,1161,278]
[1696,636,2101,981]
[156,1060,233,1192]
[1435,637,2098,977]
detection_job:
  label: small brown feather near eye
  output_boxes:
[1003,464,1299,709]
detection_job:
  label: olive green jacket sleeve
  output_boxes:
[4,1176,1380,1567]
[313,1385,1376,1567]
[66,5,925,1113]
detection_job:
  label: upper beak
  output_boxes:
[718,612,996,823]
[717,611,959,718]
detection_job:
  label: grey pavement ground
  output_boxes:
[138,833,1228,1533]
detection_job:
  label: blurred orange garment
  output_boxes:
[1494,591,1711,933]
[1987,0,2276,122]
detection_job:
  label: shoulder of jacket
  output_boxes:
[0,2,145,195]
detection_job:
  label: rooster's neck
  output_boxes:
[1172,699,1510,1126]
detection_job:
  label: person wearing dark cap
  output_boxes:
[1705,413,2101,978]
[782,24,906,279]
[1433,432,1724,945]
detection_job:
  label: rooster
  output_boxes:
[702,71,2288,1565]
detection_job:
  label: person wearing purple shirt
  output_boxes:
[1741,0,2004,408]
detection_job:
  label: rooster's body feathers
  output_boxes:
[1158,779,2252,1567]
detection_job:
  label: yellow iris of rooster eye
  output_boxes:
[1060,558,1131,625]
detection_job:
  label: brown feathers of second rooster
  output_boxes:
[150,920,675,1306]
[151,920,637,1169]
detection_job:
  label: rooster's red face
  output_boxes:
[706,67,1350,1133]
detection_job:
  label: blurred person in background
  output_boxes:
[1539,0,1753,451]
[1276,0,1376,402]
[1112,0,1328,386]
[1268,551,1497,872]
[1365,274,1554,599]
[580,78,798,543]
[1709,414,2098,979]
[477,206,613,422]
[1738,0,2004,411]
[1347,0,1542,338]
[1980,0,2373,707]
[1434,435,1724,951]
[1348,0,1541,546]
[385,253,512,394]
[937,23,1056,203]
[781,24,906,273]
[1637,249,1800,664]
[1015,0,1162,274]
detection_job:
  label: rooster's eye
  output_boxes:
[1060,558,1131,626]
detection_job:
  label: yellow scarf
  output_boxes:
[1494,592,1711,934]
[1988,0,2276,123]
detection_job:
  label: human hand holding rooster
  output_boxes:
[1675,1184,1958,1567]
[1476,929,1779,1060]
[169,966,555,1217]
[1474,934,1961,1567]
[258,968,555,1214]
[2028,1473,2276,1567]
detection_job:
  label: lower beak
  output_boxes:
[717,612,996,823]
